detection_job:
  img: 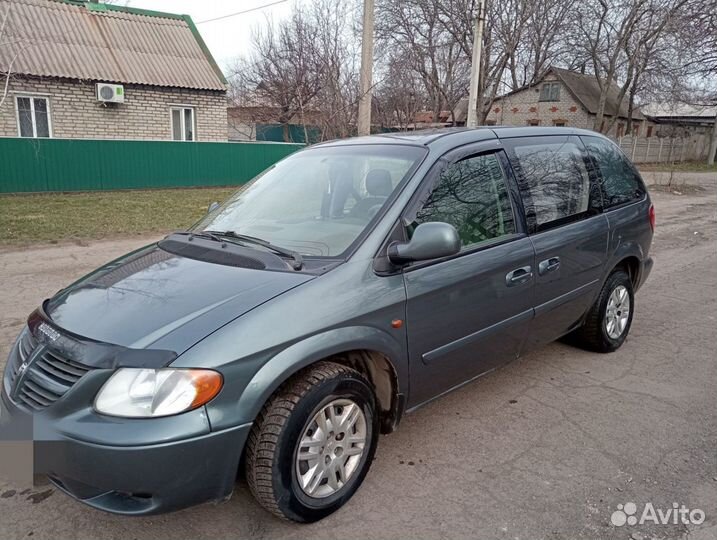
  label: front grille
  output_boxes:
[9,326,92,412]
[8,329,37,386]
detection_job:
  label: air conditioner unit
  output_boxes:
[96,83,125,103]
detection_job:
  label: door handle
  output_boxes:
[538,257,561,276]
[505,266,533,287]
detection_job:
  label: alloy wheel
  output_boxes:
[605,285,631,339]
[295,398,367,498]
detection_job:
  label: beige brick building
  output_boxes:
[0,0,228,141]
[486,67,648,138]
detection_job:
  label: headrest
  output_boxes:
[365,169,392,197]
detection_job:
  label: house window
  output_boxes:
[527,119,541,126]
[616,123,625,137]
[632,125,640,136]
[539,82,560,102]
[171,107,195,141]
[553,119,567,127]
[16,96,51,138]
[646,126,653,138]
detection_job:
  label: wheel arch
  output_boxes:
[607,239,645,289]
[236,326,407,435]
[613,254,642,288]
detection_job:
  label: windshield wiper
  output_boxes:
[181,230,224,243]
[204,230,304,271]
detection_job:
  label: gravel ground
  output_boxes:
[0,173,715,540]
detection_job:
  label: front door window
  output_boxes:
[410,152,515,249]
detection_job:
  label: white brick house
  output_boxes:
[0,0,228,141]
[486,67,648,138]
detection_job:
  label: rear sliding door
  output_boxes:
[503,135,608,347]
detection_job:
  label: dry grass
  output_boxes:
[0,187,237,246]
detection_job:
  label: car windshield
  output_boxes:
[194,144,426,257]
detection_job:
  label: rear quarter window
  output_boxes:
[582,136,645,208]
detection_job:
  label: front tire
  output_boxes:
[244,361,378,522]
[570,268,635,353]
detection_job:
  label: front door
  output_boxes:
[402,148,535,408]
[503,135,608,347]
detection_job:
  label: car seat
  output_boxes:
[350,169,392,219]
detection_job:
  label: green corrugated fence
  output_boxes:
[0,138,304,193]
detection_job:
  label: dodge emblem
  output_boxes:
[38,322,60,343]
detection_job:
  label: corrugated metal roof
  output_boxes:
[0,0,226,91]
[641,102,717,119]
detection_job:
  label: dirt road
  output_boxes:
[1,176,715,539]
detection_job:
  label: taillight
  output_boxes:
[649,204,655,231]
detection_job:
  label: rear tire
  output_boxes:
[569,269,634,353]
[244,361,378,522]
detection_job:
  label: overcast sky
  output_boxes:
[123,0,294,70]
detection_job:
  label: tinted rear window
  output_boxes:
[582,136,645,208]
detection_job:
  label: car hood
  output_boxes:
[44,244,313,353]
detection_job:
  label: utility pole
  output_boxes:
[708,112,717,165]
[466,0,486,128]
[357,0,375,136]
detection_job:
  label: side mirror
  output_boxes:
[207,201,220,214]
[388,222,460,264]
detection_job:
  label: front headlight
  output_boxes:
[94,368,223,418]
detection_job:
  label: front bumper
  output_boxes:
[1,312,255,515]
[1,388,251,515]
[45,423,251,515]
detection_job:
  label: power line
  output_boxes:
[195,0,289,25]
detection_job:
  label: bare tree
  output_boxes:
[376,0,470,123]
[374,52,425,130]
[407,0,571,123]
[677,0,717,79]
[228,0,715,143]
[228,0,363,142]
[508,0,573,89]
[568,0,692,134]
[625,0,693,133]
[569,0,647,133]
[229,11,323,142]
[309,0,361,140]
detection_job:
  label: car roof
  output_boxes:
[314,126,608,151]
[313,127,492,148]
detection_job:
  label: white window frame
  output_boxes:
[170,106,195,141]
[539,82,560,102]
[15,95,52,138]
